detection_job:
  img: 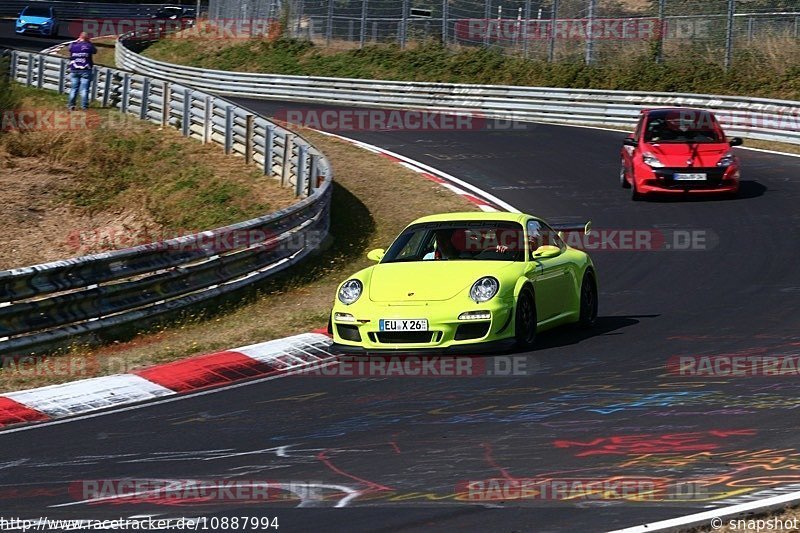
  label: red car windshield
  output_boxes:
[644,110,723,143]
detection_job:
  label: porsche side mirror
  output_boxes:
[367,248,385,262]
[532,245,562,259]
[729,137,743,147]
[623,138,638,147]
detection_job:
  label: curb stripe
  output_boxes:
[0,397,50,426]
[4,375,174,418]
[134,351,278,393]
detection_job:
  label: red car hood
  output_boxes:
[645,142,730,167]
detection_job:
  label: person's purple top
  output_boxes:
[68,41,97,72]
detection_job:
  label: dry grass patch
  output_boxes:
[0,129,478,392]
[0,84,296,269]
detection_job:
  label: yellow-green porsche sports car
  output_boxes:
[329,212,598,353]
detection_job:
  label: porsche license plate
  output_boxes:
[379,319,428,331]
[673,173,707,181]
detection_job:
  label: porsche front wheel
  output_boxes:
[515,288,537,350]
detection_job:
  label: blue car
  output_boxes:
[15,6,59,37]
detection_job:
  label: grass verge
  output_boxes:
[0,83,295,268]
[0,127,478,392]
[141,35,800,100]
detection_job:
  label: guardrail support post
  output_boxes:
[57,61,66,93]
[102,68,112,107]
[281,134,294,187]
[309,154,319,195]
[203,95,212,143]
[224,105,234,154]
[90,66,99,103]
[182,88,191,136]
[10,51,18,81]
[36,56,44,89]
[25,52,33,86]
[121,73,131,113]
[263,125,275,176]
[296,144,308,197]
[140,77,150,120]
[161,82,171,126]
[245,114,254,163]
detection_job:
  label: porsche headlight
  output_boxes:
[470,277,499,303]
[338,279,363,305]
[642,152,665,168]
[717,152,735,167]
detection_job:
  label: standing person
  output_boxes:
[67,32,97,111]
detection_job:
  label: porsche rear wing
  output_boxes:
[550,221,592,236]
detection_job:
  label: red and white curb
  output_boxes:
[315,130,518,214]
[0,333,333,429]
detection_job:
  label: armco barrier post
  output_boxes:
[121,73,131,113]
[309,154,319,195]
[25,53,33,86]
[264,124,275,176]
[36,55,43,89]
[182,88,191,136]
[161,82,170,127]
[140,77,150,120]
[282,133,294,187]
[224,105,234,154]
[245,114,254,163]
[296,143,308,197]
[10,51,18,82]
[203,94,212,143]
[57,61,66,93]
[102,68,112,107]
[90,66,99,102]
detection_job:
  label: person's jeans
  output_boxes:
[67,69,93,110]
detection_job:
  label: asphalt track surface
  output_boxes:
[2,23,800,532]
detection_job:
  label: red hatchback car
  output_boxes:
[620,108,743,200]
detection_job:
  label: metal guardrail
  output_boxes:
[116,38,800,146]
[1,49,333,356]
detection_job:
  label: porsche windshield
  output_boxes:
[382,221,526,262]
